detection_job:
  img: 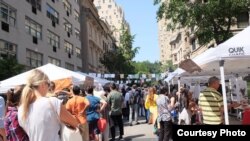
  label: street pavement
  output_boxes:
[123,118,157,141]
[119,116,241,141]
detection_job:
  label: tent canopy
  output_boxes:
[214,26,250,59]
[0,63,88,93]
[76,71,111,86]
[164,68,185,82]
[173,26,250,78]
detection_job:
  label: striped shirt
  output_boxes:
[199,87,223,125]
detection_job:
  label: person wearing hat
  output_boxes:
[66,85,90,141]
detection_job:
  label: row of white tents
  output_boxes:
[164,26,250,125]
[0,63,112,93]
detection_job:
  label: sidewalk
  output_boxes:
[120,116,241,141]
[123,118,157,141]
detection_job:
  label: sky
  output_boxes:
[116,0,160,63]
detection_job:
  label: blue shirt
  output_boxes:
[86,95,101,122]
[0,96,5,128]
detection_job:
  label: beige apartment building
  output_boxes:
[189,12,250,58]
[158,19,171,64]
[93,0,130,46]
[169,28,191,66]
[80,0,115,73]
[158,0,250,66]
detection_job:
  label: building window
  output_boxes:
[0,39,17,59]
[63,0,71,15]
[74,0,79,3]
[77,66,82,71]
[65,62,74,71]
[75,47,81,58]
[0,1,16,26]
[26,0,41,11]
[46,4,59,24]
[174,54,177,61]
[47,30,59,48]
[237,12,249,28]
[75,28,80,40]
[191,39,196,51]
[64,41,73,54]
[48,57,60,66]
[103,0,105,3]
[96,6,101,10]
[25,17,42,39]
[89,24,92,37]
[108,5,112,8]
[26,49,43,69]
[64,19,72,34]
[74,10,79,22]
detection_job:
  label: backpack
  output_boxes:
[129,91,136,105]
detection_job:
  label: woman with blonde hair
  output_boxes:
[18,69,80,141]
[145,87,158,124]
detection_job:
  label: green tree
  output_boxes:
[133,61,162,74]
[100,48,135,74]
[154,0,250,45]
[100,26,139,74]
[119,27,140,61]
[0,57,25,81]
[161,60,177,72]
[133,61,149,74]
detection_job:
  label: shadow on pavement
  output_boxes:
[123,134,145,141]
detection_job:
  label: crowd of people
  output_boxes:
[0,69,225,141]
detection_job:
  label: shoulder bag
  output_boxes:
[48,98,82,141]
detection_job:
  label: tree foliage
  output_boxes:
[160,60,177,72]
[119,27,140,61]
[0,57,25,81]
[100,48,135,74]
[100,27,139,74]
[133,61,162,74]
[155,0,250,45]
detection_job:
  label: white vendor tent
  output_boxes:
[164,26,250,125]
[207,26,250,125]
[164,68,185,83]
[164,48,216,83]
[76,71,112,86]
[177,26,250,125]
[0,63,88,93]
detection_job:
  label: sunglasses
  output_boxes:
[45,81,51,87]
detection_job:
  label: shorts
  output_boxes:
[88,119,100,135]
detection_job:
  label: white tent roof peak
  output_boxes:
[212,26,250,60]
[0,63,87,93]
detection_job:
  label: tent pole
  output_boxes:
[178,77,181,92]
[168,82,171,94]
[235,74,241,103]
[219,60,229,125]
